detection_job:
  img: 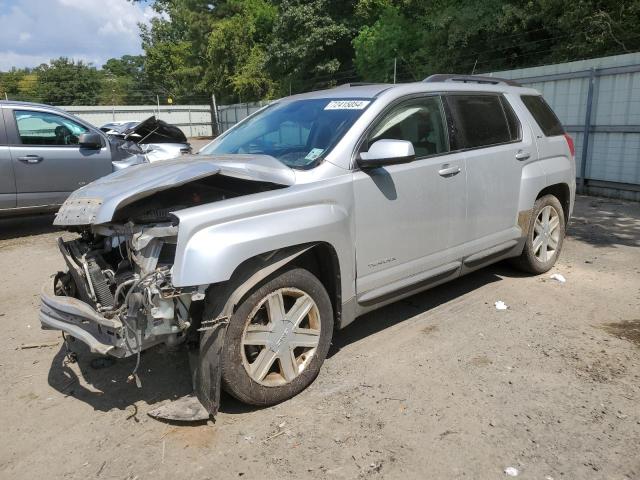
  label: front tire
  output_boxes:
[219,268,333,406]
[512,194,566,274]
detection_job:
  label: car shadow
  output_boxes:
[47,343,193,416]
[328,263,513,358]
[0,213,60,241]
[567,197,640,248]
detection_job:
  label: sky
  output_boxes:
[0,0,158,71]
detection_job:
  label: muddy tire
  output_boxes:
[218,268,333,406]
[512,194,566,274]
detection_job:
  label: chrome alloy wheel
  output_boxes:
[241,288,321,386]
[532,205,561,262]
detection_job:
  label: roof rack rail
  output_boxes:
[423,74,521,87]
[335,82,380,87]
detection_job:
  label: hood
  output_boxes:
[122,116,188,144]
[54,154,296,226]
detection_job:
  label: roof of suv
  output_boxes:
[286,77,537,102]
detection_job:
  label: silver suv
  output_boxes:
[40,76,575,420]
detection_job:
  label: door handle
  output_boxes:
[515,151,531,161]
[438,165,461,177]
[17,155,43,164]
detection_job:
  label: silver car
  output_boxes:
[0,101,150,216]
[40,75,575,420]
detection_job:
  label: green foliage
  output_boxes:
[2,0,639,105]
[266,0,356,94]
[34,58,102,105]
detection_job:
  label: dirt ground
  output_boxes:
[0,195,639,480]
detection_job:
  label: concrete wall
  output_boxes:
[61,104,214,138]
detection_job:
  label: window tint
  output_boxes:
[14,110,88,146]
[444,94,513,149]
[521,95,564,136]
[367,96,449,157]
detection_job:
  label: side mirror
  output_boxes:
[357,139,415,169]
[79,132,103,149]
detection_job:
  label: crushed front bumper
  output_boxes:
[39,284,126,357]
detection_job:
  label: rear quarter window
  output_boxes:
[521,95,565,136]
[444,94,515,150]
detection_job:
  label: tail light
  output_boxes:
[564,133,575,157]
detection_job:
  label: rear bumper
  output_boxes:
[39,284,126,357]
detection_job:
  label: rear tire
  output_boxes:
[511,194,565,274]
[219,268,333,406]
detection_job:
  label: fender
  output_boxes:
[170,185,355,302]
[517,155,573,215]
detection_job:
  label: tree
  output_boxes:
[266,0,357,94]
[34,58,102,105]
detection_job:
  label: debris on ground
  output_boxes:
[504,466,519,476]
[550,273,567,283]
[495,301,508,310]
[18,341,59,349]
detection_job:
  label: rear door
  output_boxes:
[443,93,529,253]
[0,107,17,210]
[5,107,112,207]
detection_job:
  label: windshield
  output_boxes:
[200,98,372,169]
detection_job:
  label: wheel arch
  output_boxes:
[536,183,570,224]
[202,242,343,326]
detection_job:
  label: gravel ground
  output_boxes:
[0,195,638,480]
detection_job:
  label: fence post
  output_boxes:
[210,93,220,137]
[188,106,193,138]
[580,67,596,189]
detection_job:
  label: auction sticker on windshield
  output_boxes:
[324,100,371,110]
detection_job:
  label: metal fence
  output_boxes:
[217,101,270,133]
[62,101,271,138]
[492,52,640,201]
[62,104,214,138]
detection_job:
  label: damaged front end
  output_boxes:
[40,154,296,421]
[42,222,194,359]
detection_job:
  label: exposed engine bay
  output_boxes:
[47,174,285,358]
[39,154,296,419]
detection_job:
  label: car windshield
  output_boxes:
[200,98,372,169]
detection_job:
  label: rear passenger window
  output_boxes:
[444,94,515,150]
[521,95,565,136]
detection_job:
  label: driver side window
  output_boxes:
[14,110,88,146]
[367,96,449,158]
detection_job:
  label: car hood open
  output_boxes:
[121,116,188,144]
[54,154,296,226]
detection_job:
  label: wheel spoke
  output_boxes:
[534,218,544,235]
[540,238,549,262]
[243,326,271,346]
[532,235,543,255]
[249,348,277,381]
[289,328,320,348]
[266,291,286,323]
[548,216,560,233]
[548,235,558,250]
[286,294,314,328]
[279,349,299,382]
[541,206,550,226]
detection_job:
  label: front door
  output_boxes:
[7,108,112,207]
[353,95,467,301]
